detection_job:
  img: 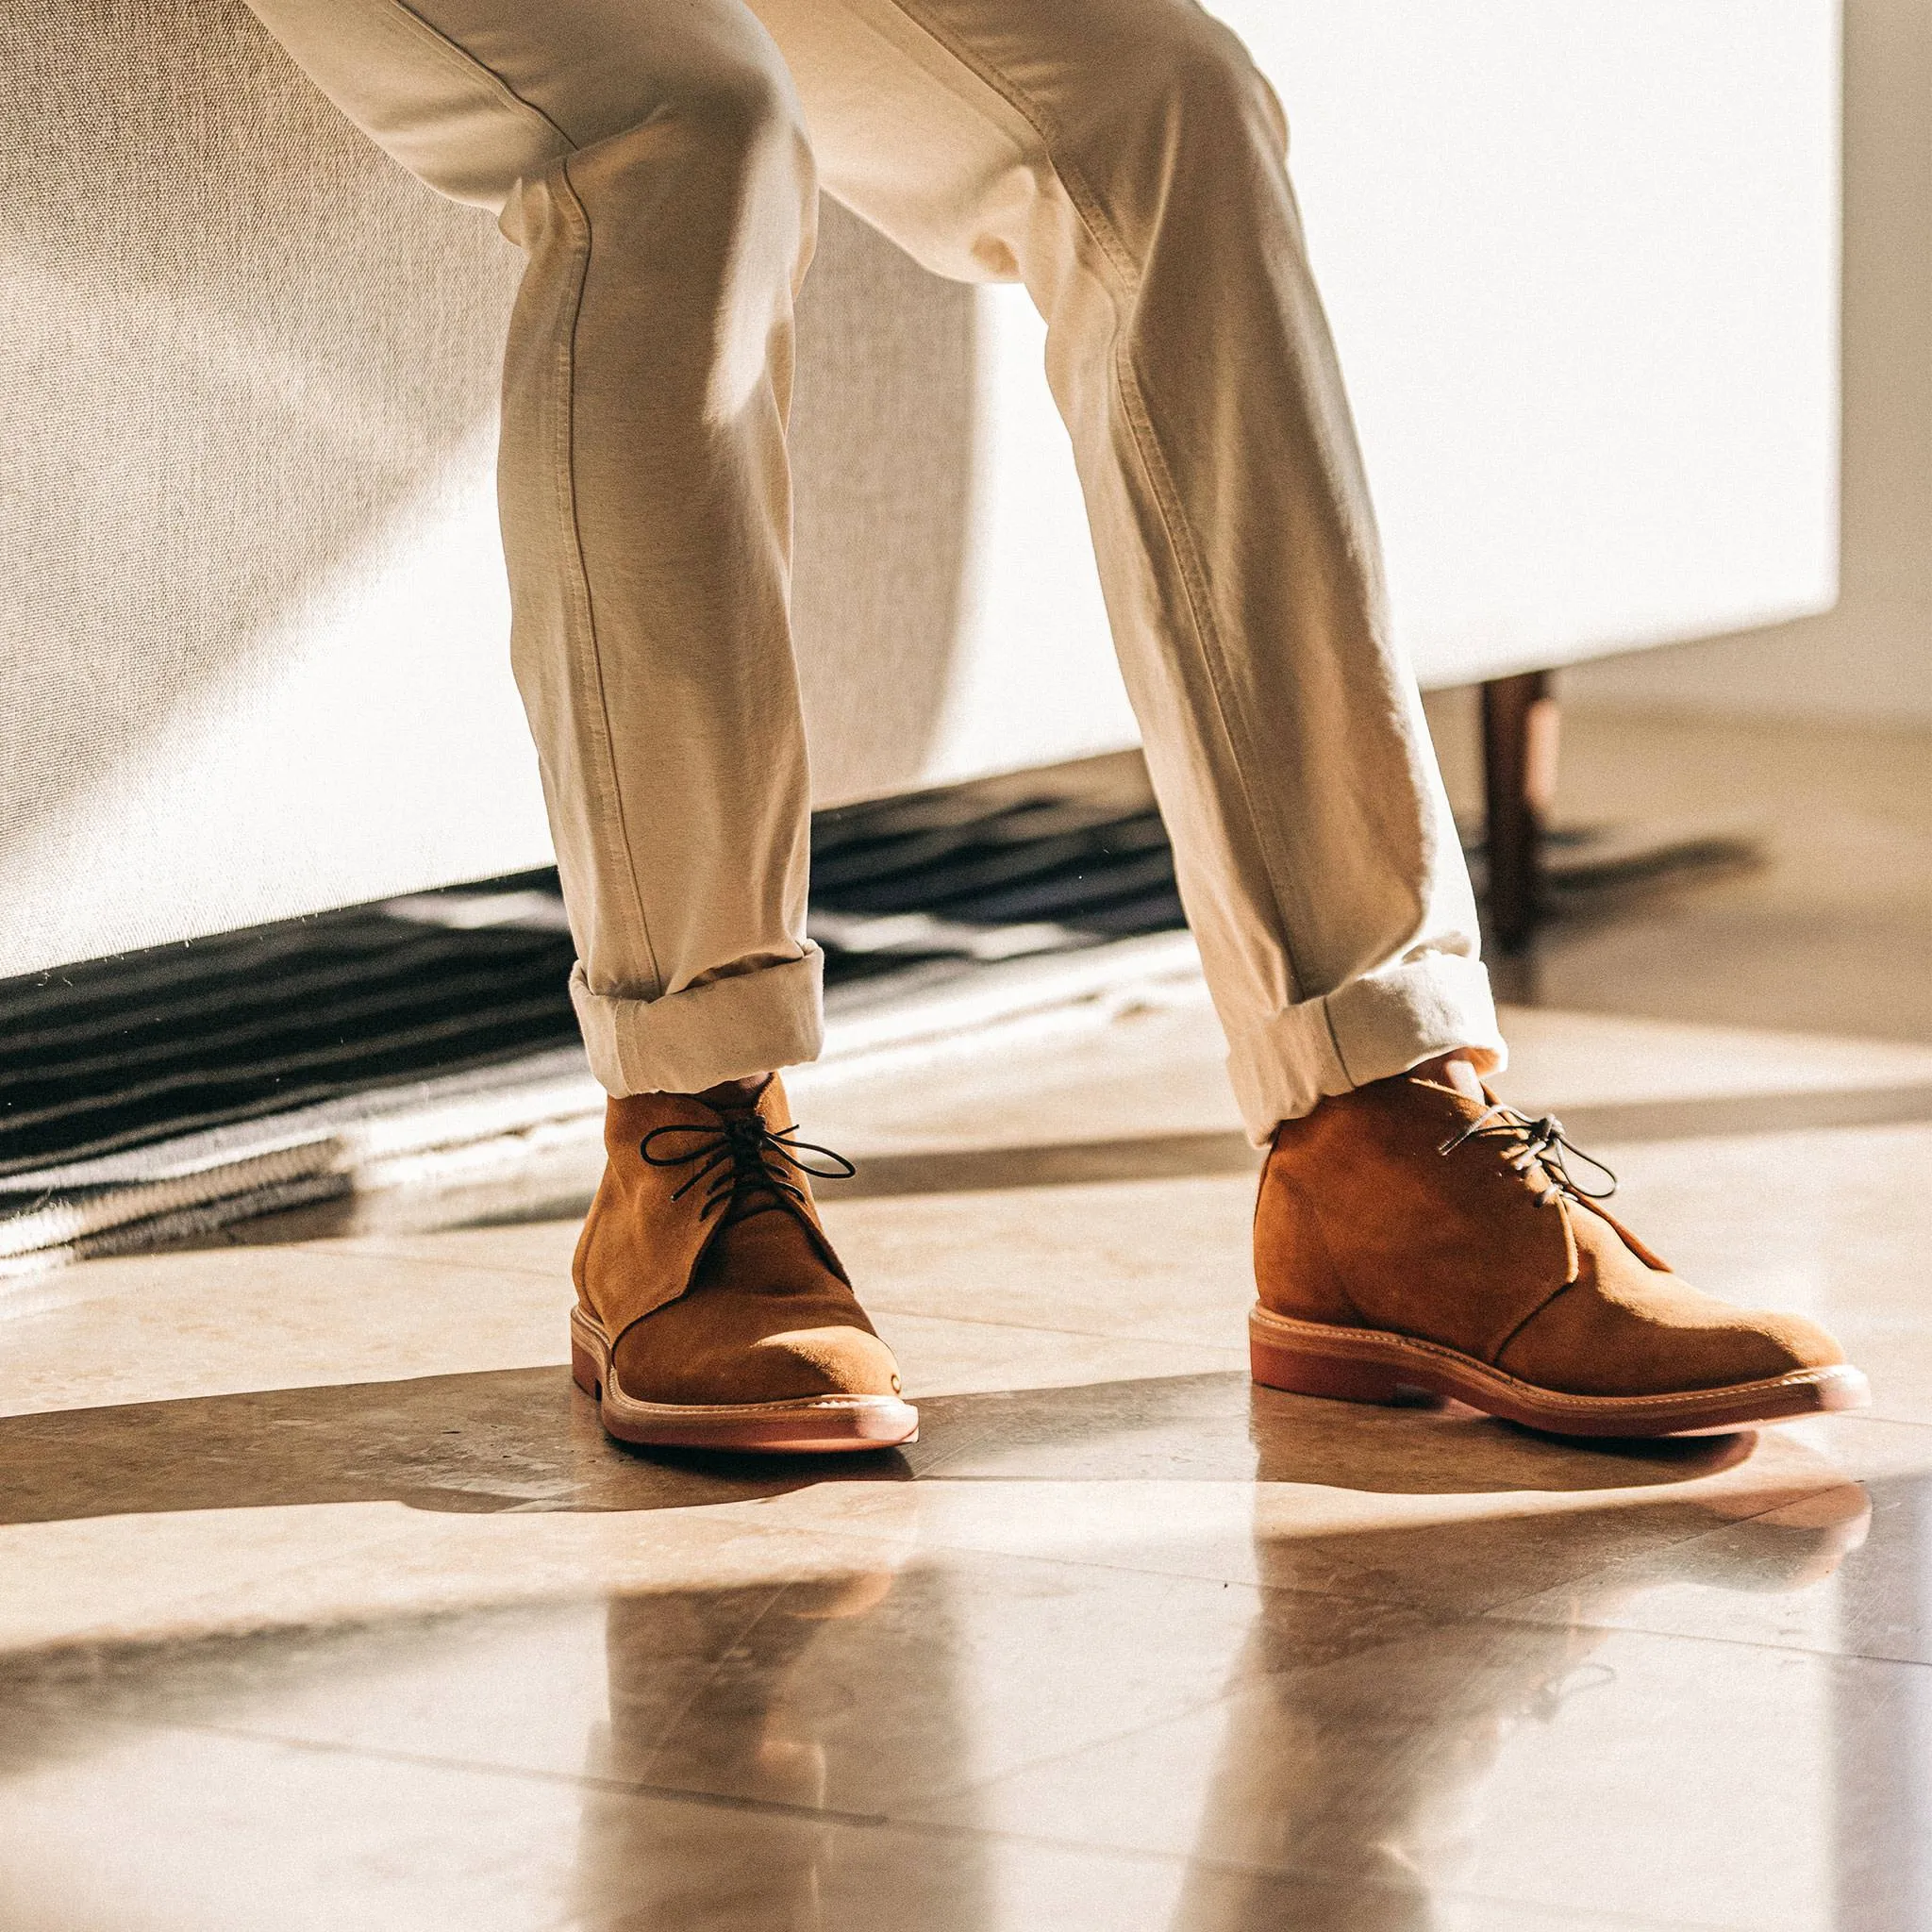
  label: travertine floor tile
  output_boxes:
[1501,1423,1932,1667]
[0,1242,572,1419]
[828,1174,1258,1349]
[1492,1004,1932,1109]
[914,1617,1907,1932]
[0,1724,591,1932]
[0,1707,1702,1932]
[874,1307,1242,1398]
[0,1549,1428,1814]
[0,1497,890,1656]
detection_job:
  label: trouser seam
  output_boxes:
[1108,345,1312,1007]
[1321,998,1356,1089]
[389,0,577,152]
[887,0,1138,282]
[884,0,1315,1008]
[551,158,666,1000]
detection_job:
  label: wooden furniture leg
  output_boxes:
[1480,671,1560,952]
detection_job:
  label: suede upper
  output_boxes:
[1257,1075,1846,1397]
[574,1076,901,1407]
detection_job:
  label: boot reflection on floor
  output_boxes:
[574,1564,967,1932]
[1168,1442,1869,1931]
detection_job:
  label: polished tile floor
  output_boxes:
[4,710,1931,1931]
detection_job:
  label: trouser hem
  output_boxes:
[1226,953,1506,1145]
[571,947,825,1096]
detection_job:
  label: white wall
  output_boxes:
[1568,0,1932,723]
[1240,0,1840,691]
[0,0,1847,976]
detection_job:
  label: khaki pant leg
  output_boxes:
[750,0,1504,1138]
[243,0,825,1095]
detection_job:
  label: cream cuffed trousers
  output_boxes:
[242,0,1505,1143]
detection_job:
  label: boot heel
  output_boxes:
[1250,1330,1406,1406]
[570,1339,603,1402]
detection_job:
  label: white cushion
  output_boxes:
[0,0,1837,973]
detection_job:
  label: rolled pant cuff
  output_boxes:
[1225,952,1507,1145]
[570,947,826,1097]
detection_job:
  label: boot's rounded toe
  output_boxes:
[1495,1276,1849,1400]
[611,1291,906,1407]
[743,1325,905,1400]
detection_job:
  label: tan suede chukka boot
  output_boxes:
[1251,1075,1870,1436]
[570,1075,916,1453]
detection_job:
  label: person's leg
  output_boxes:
[242,0,916,1451]
[243,0,822,1097]
[745,0,1864,1434]
[750,0,1500,1141]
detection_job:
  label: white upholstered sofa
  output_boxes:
[0,0,1840,976]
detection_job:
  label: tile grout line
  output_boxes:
[1472,1602,1932,1675]
[132,1711,1745,1932]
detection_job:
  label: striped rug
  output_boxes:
[1,761,1190,1276]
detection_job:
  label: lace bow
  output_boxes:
[1437,1103,1618,1208]
[640,1110,857,1223]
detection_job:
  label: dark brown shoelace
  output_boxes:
[1437,1102,1618,1208]
[640,1111,858,1224]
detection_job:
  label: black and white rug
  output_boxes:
[0,763,1193,1277]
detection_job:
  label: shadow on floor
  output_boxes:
[0,1368,1769,1529]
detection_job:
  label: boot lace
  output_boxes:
[640,1110,858,1224]
[1436,1103,1618,1208]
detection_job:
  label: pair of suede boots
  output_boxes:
[569,1072,1866,1454]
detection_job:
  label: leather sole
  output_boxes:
[1249,1303,1872,1438]
[570,1307,919,1454]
